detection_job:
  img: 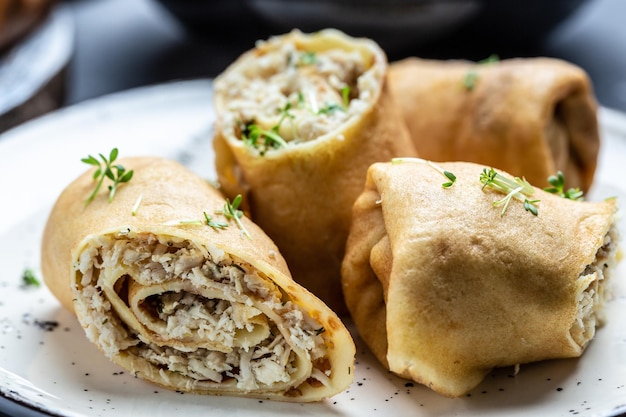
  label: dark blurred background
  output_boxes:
[64,0,626,108]
[1,0,626,135]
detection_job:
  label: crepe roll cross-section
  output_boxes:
[41,156,355,402]
[341,160,620,398]
[213,29,417,314]
[388,57,600,192]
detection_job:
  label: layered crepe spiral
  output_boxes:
[213,29,417,313]
[388,57,600,192]
[341,160,619,397]
[41,157,355,401]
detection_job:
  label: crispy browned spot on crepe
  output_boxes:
[213,29,417,314]
[41,157,355,402]
[342,160,619,397]
[388,57,600,192]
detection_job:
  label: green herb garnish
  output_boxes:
[242,123,289,154]
[544,171,584,201]
[21,268,40,288]
[203,212,229,230]
[298,51,318,66]
[82,148,134,204]
[218,194,251,239]
[464,54,500,91]
[242,103,294,153]
[317,103,343,115]
[480,167,539,216]
[131,193,143,216]
[341,85,351,108]
[164,211,229,231]
[391,157,457,188]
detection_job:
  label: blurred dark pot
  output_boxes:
[154,0,589,58]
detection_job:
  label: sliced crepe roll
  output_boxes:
[341,160,620,398]
[213,29,417,314]
[41,157,355,402]
[388,57,600,192]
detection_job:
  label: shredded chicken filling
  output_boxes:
[571,224,620,346]
[216,40,379,150]
[73,231,329,391]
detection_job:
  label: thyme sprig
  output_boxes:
[480,168,539,216]
[544,171,584,201]
[391,157,457,188]
[82,148,134,204]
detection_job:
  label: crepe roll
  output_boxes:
[342,160,620,397]
[41,156,355,402]
[388,57,600,192]
[213,29,418,314]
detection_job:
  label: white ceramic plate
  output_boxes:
[0,80,625,417]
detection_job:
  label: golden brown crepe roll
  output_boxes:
[213,29,417,314]
[341,159,620,398]
[41,156,355,402]
[388,57,600,192]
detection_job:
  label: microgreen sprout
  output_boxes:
[298,51,318,66]
[164,211,229,231]
[242,123,289,155]
[544,171,584,201]
[317,103,344,115]
[218,194,251,239]
[131,193,143,216]
[242,101,297,154]
[341,85,351,108]
[479,167,539,216]
[203,212,229,230]
[464,54,500,91]
[21,268,40,288]
[391,157,457,188]
[82,148,134,204]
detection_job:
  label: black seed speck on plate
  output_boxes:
[357,382,363,386]
[557,387,563,392]
[405,382,414,387]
